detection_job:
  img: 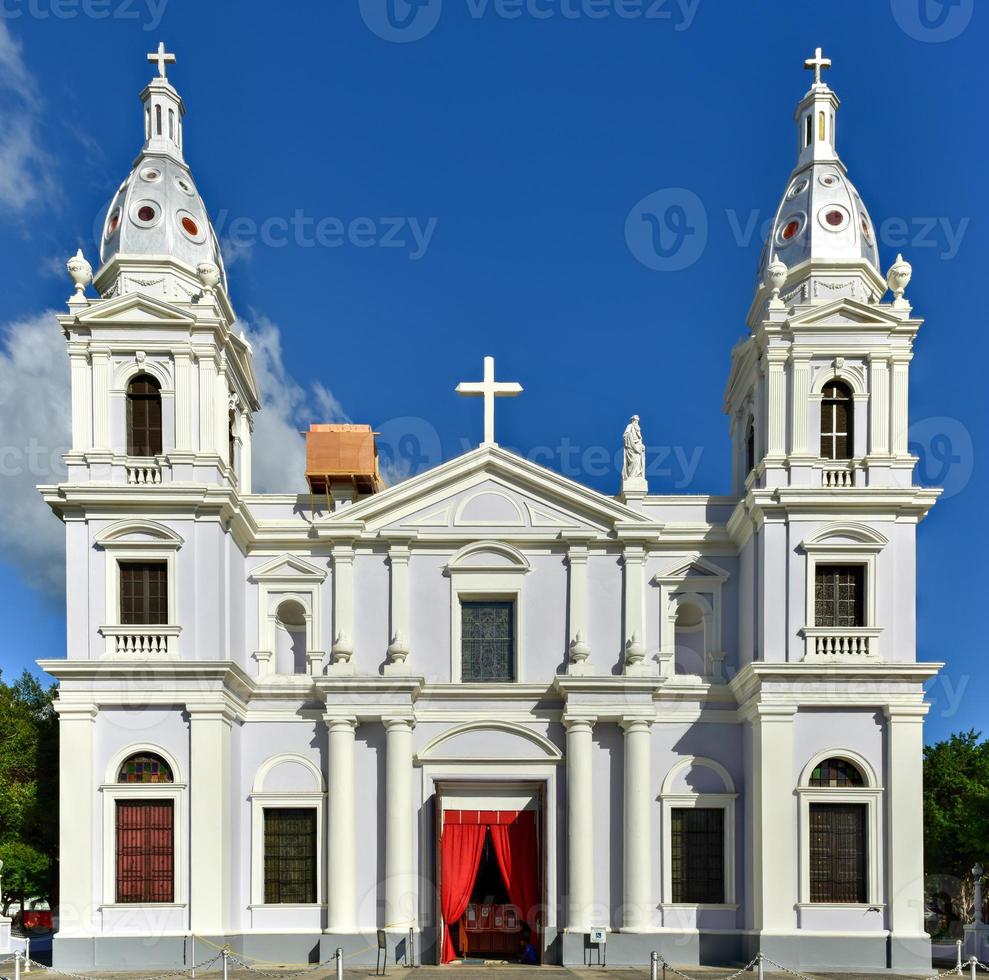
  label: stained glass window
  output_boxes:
[814,565,864,628]
[264,808,317,904]
[809,757,865,788]
[118,752,173,784]
[461,601,515,682]
[670,808,724,904]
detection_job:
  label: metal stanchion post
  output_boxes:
[24,938,30,973]
[336,947,344,980]
[192,935,197,979]
[970,956,977,980]
[14,950,21,980]
[663,962,667,980]
[408,927,414,968]
[957,941,963,976]
[758,953,765,980]
[222,947,229,980]
[650,950,659,980]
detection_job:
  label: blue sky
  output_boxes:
[0,0,983,743]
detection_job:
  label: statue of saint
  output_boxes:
[622,415,645,481]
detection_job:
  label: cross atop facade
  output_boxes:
[148,42,176,79]
[456,355,523,447]
[804,46,832,86]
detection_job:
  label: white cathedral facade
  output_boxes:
[42,45,941,971]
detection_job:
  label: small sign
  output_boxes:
[588,927,607,945]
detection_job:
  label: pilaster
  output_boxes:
[187,703,233,934]
[197,352,216,454]
[91,346,111,450]
[790,353,811,455]
[891,354,912,456]
[385,537,413,672]
[330,542,356,670]
[869,354,891,456]
[68,347,92,453]
[173,349,193,451]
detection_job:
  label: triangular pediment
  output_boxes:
[654,554,729,584]
[250,553,327,581]
[787,298,907,331]
[73,292,195,329]
[326,445,651,538]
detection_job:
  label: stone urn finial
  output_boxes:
[765,257,788,308]
[624,632,646,666]
[569,630,591,665]
[67,248,92,297]
[387,629,409,665]
[197,261,221,296]
[886,253,912,306]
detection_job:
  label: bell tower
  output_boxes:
[58,44,260,491]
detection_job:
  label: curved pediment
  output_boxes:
[802,522,888,549]
[95,519,184,548]
[418,721,562,763]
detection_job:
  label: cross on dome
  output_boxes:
[456,355,523,447]
[147,41,176,79]
[804,46,832,86]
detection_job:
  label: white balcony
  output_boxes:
[125,458,164,484]
[803,627,881,660]
[821,462,858,488]
[100,625,181,657]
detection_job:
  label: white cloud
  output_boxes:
[0,22,56,213]
[0,311,70,598]
[238,313,350,494]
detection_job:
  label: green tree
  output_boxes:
[924,730,989,880]
[0,670,58,916]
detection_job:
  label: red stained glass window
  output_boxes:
[138,205,156,222]
[781,218,801,241]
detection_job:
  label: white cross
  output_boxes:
[456,355,523,447]
[147,42,176,79]
[804,46,832,86]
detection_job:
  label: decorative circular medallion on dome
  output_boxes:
[174,175,195,196]
[860,214,872,243]
[177,209,206,242]
[786,178,809,200]
[105,208,121,240]
[777,214,805,245]
[130,200,162,228]
[818,205,850,231]
[140,167,162,183]
[818,172,840,188]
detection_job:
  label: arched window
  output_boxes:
[745,420,755,476]
[809,757,864,788]
[820,380,853,460]
[126,374,162,457]
[114,752,175,903]
[118,751,173,783]
[674,600,707,676]
[807,756,867,903]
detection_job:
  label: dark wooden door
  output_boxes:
[809,802,866,903]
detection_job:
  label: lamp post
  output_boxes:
[974,863,985,925]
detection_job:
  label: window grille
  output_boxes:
[814,565,864,628]
[670,807,724,904]
[809,803,866,903]
[263,808,317,904]
[115,799,174,903]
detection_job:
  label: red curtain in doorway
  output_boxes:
[489,811,538,931]
[440,823,486,963]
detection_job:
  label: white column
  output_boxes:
[566,542,589,645]
[749,705,795,933]
[621,717,652,930]
[55,705,96,935]
[886,705,929,965]
[387,540,411,663]
[384,717,416,930]
[239,410,253,493]
[214,355,230,462]
[869,355,891,455]
[173,350,193,451]
[790,354,811,455]
[68,347,92,452]
[188,704,232,934]
[327,715,358,931]
[198,353,216,454]
[331,542,355,666]
[766,354,787,459]
[891,355,912,455]
[565,717,594,932]
[91,346,111,450]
